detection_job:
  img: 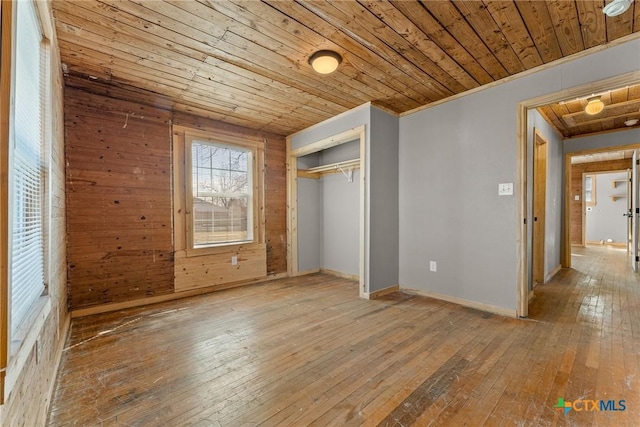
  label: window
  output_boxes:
[9,0,46,337]
[188,140,253,247]
[585,175,596,206]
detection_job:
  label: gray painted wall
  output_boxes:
[369,107,400,292]
[399,38,640,311]
[290,104,401,292]
[586,172,628,244]
[289,104,370,151]
[527,109,563,286]
[292,104,371,287]
[320,139,360,164]
[322,171,360,276]
[297,177,321,272]
[564,128,640,154]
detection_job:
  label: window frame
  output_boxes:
[185,137,254,248]
[585,174,596,207]
[172,126,265,258]
[0,0,54,403]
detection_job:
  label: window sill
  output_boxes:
[184,240,257,258]
[6,295,51,399]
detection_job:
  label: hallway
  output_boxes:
[47,246,639,426]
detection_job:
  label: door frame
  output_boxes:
[286,125,368,297]
[580,169,629,247]
[516,70,640,317]
[532,130,547,285]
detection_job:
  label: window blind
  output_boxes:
[11,0,44,337]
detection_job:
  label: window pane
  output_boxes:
[11,0,45,337]
[191,141,252,246]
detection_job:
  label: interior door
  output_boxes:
[632,150,639,272]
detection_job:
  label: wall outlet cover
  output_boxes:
[498,183,513,196]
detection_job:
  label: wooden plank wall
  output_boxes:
[570,159,631,245]
[65,88,174,309]
[65,88,287,310]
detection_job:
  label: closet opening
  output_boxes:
[287,126,368,297]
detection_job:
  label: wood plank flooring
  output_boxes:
[47,246,640,426]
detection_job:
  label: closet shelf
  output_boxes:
[302,158,360,176]
[610,194,626,202]
[612,179,628,188]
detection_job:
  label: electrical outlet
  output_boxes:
[430,261,437,272]
[231,255,238,266]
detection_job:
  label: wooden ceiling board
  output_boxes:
[575,0,607,49]
[418,0,510,80]
[481,0,544,69]
[51,0,640,136]
[261,0,432,107]
[606,1,635,40]
[385,0,495,85]
[545,0,586,55]
[514,0,563,63]
[449,0,526,74]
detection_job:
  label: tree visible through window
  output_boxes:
[191,141,253,246]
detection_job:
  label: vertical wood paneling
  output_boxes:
[265,136,287,275]
[65,88,288,311]
[570,159,631,245]
[65,89,174,309]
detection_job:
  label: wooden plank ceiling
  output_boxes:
[52,0,640,136]
[538,83,640,138]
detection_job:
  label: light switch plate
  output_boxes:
[498,183,513,196]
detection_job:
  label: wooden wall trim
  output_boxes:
[570,159,633,246]
[400,287,517,318]
[71,272,288,318]
[0,0,13,403]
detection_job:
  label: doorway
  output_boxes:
[516,72,640,317]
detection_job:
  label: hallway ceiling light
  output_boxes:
[309,50,342,74]
[584,96,605,115]
[603,0,633,17]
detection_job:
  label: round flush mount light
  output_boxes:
[585,96,605,115]
[603,0,633,17]
[625,118,639,126]
[309,50,342,75]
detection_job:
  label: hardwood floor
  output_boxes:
[47,246,639,426]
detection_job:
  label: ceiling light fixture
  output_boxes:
[603,0,633,17]
[625,119,639,126]
[584,96,605,115]
[309,50,342,75]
